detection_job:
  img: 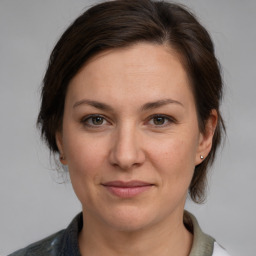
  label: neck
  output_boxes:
[78,209,193,256]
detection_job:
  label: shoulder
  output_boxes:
[8,213,83,256]
[184,211,231,256]
[8,230,65,256]
[213,242,231,256]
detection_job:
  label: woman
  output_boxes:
[10,0,228,255]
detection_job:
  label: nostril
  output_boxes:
[108,128,146,170]
[109,147,145,170]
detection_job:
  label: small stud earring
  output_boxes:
[60,154,65,161]
[200,155,204,160]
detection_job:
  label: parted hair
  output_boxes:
[37,0,225,203]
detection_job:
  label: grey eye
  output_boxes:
[147,114,175,128]
[82,115,108,127]
[91,116,104,125]
[153,116,166,125]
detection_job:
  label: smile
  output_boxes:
[102,180,154,198]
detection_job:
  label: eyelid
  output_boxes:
[80,113,176,128]
[146,114,177,127]
[81,114,111,127]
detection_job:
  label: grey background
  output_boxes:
[0,1,255,255]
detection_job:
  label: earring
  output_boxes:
[200,155,204,160]
[60,154,65,161]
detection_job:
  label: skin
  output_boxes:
[56,43,217,256]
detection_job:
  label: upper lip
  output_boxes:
[102,180,153,187]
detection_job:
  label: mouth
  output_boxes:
[102,180,154,198]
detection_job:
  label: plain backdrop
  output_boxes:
[1,1,255,255]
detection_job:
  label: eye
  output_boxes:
[147,114,175,127]
[81,115,108,127]
[152,116,166,125]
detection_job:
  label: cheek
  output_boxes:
[149,136,196,165]
[66,137,106,175]
[62,123,109,193]
[147,134,198,185]
[62,133,109,208]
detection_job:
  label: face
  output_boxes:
[57,43,213,231]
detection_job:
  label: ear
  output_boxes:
[56,131,67,165]
[195,109,218,165]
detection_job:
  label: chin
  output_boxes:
[101,205,162,232]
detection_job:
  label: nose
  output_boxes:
[109,124,145,170]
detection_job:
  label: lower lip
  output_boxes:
[104,185,152,198]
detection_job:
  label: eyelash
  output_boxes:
[80,114,176,128]
[81,114,110,128]
[146,114,176,128]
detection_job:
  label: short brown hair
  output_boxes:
[37,0,225,203]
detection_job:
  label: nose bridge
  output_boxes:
[109,121,144,169]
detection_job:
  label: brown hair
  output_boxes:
[37,0,225,203]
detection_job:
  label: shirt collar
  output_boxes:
[184,211,215,256]
[60,211,215,256]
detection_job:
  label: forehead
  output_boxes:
[67,43,194,108]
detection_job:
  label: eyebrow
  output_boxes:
[73,99,114,111]
[141,98,184,111]
[73,98,183,111]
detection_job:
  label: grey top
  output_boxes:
[184,211,215,256]
[9,211,215,256]
[9,214,83,256]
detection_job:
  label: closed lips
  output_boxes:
[102,180,154,198]
[102,180,153,187]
